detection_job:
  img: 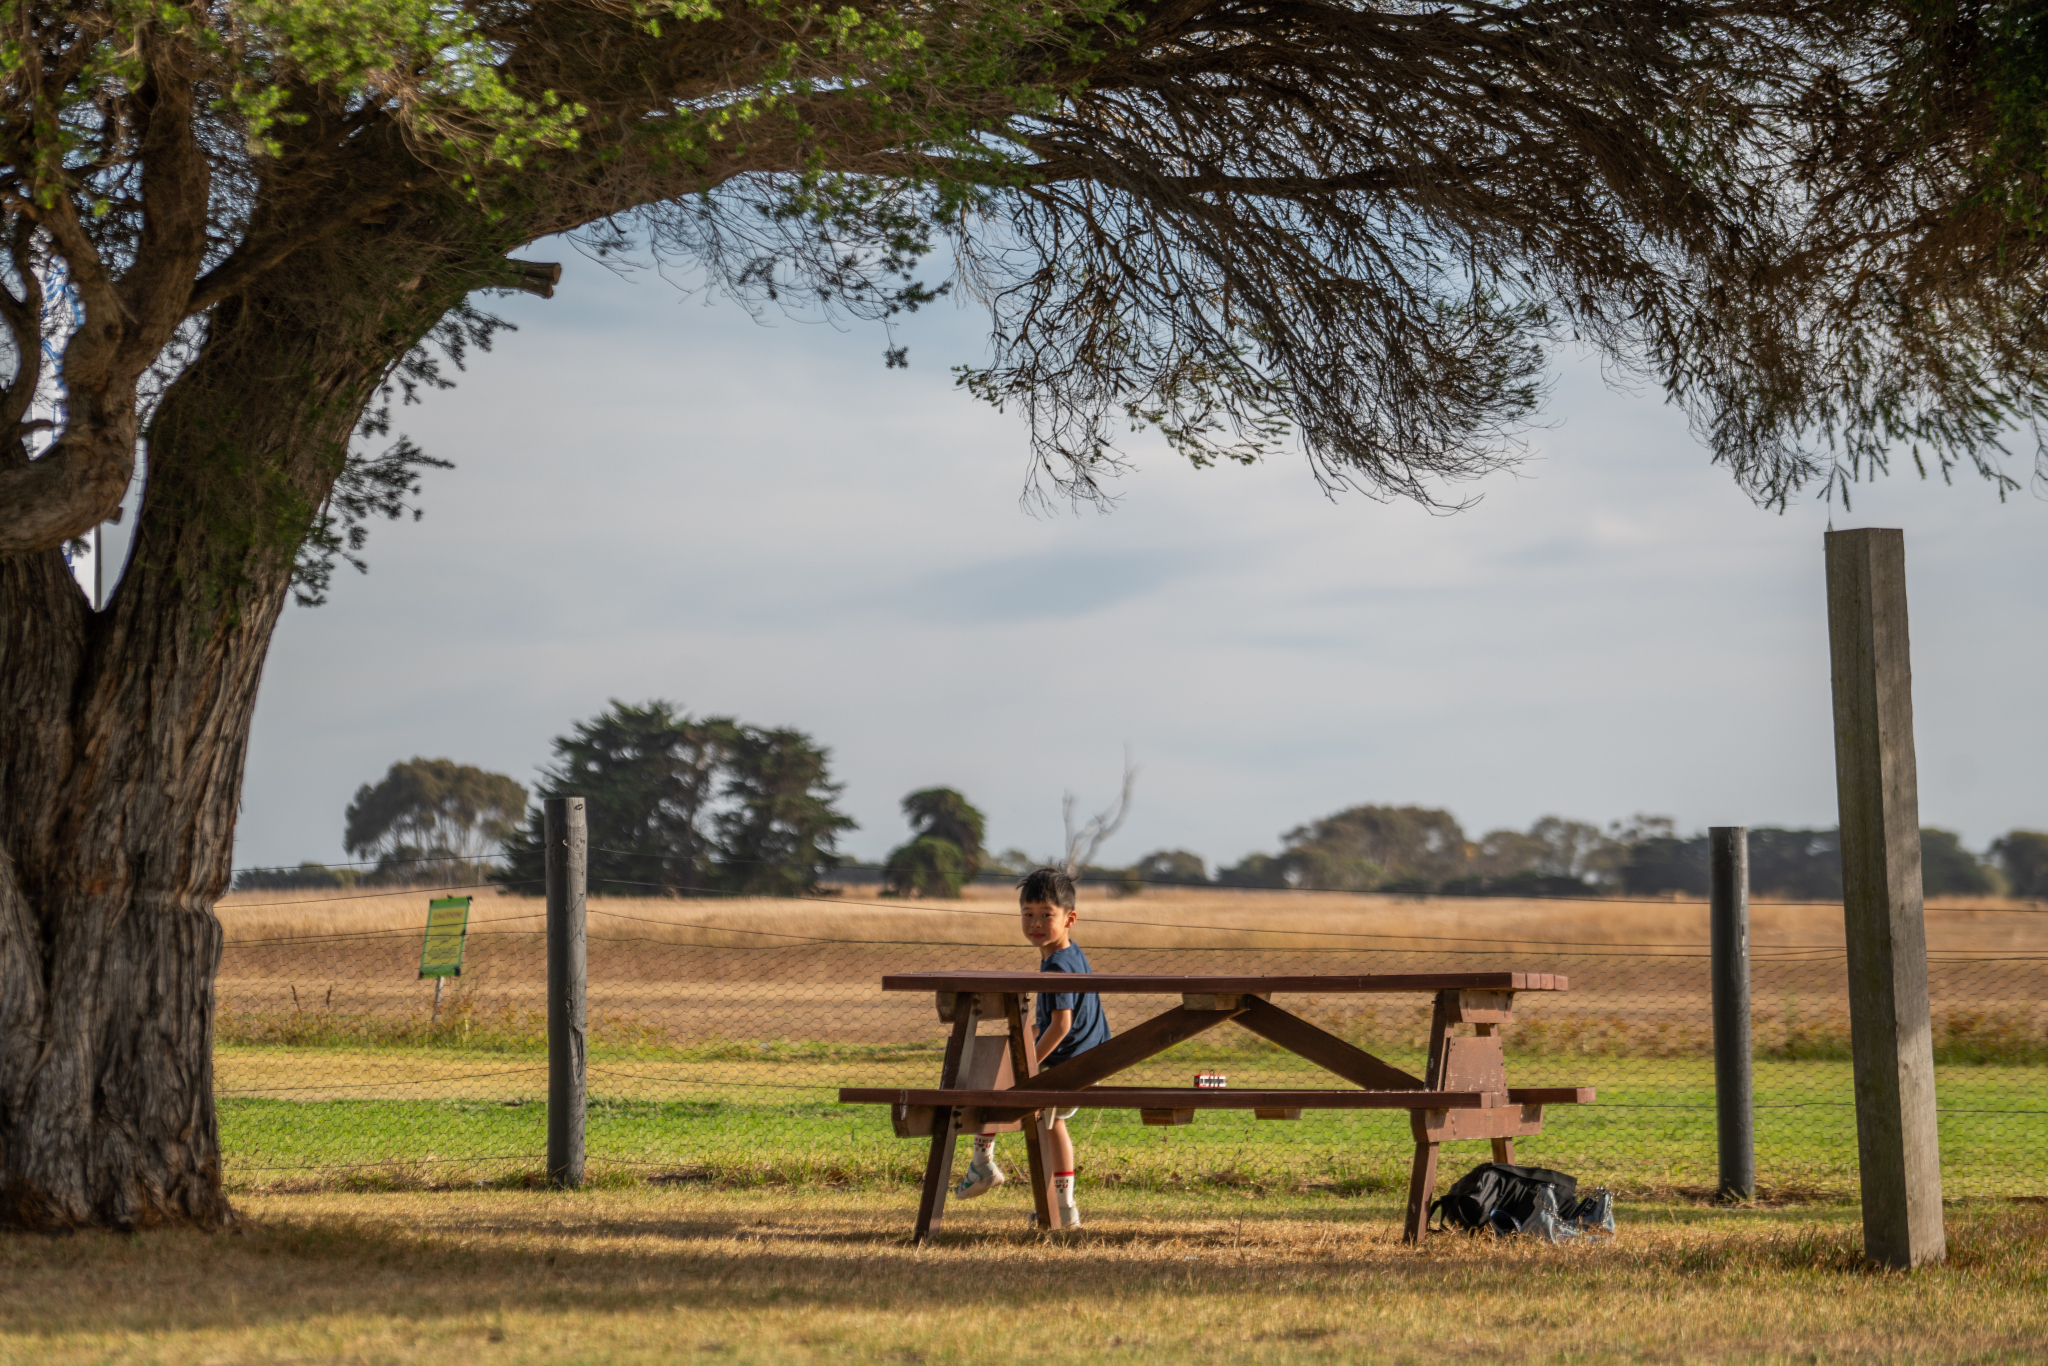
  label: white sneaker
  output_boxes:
[1059,1204,1082,1229]
[954,1155,1005,1199]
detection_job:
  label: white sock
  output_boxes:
[1054,1172,1076,1207]
[972,1136,997,1166]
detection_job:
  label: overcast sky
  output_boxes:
[224,244,2048,874]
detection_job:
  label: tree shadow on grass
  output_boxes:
[0,1194,2037,1343]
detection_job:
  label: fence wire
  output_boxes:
[214,920,2048,1200]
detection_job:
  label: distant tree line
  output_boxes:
[236,732,2048,905]
[1113,807,2048,900]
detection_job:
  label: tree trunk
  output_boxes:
[0,258,454,1229]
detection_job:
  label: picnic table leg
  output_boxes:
[1404,1131,1440,1244]
[1475,1023,1514,1165]
[1002,992,1059,1231]
[1403,990,1458,1245]
[913,996,984,1243]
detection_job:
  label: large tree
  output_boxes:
[498,700,854,898]
[4,1,2046,1229]
[343,757,529,883]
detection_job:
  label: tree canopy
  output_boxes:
[5,0,2047,571]
[342,756,528,882]
[882,787,989,897]
[1991,830,2048,898]
[500,700,854,896]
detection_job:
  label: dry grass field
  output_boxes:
[5,1187,2047,1364]
[215,882,2048,952]
[212,883,2048,1055]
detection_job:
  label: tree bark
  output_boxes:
[0,249,452,1229]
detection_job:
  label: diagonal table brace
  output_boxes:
[1008,1003,1246,1093]
[1231,996,1425,1091]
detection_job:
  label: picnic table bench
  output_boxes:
[837,971,1593,1242]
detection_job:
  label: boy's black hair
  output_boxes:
[1017,866,1077,912]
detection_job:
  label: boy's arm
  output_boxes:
[1035,1009,1073,1065]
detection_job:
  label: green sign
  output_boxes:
[419,896,472,979]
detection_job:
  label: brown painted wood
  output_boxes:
[1402,991,1458,1245]
[913,1000,982,1243]
[1412,1102,1544,1143]
[1403,1138,1439,1243]
[849,1085,1595,1115]
[1232,997,1424,1090]
[960,1032,1021,1135]
[1001,992,1058,1232]
[1508,1087,1595,1104]
[1450,990,1515,1024]
[1440,1035,1506,1092]
[858,971,1590,1244]
[1140,1108,1195,1126]
[1423,991,1455,1089]
[841,1086,1506,1111]
[1010,1005,1244,1093]
[891,1104,935,1137]
[883,972,1571,994]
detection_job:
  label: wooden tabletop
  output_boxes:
[881,971,1569,993]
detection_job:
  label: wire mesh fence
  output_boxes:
[214,900,2048,1201]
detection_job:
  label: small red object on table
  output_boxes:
[837,972,1593,1243]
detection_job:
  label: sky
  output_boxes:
[213,243,2048,875]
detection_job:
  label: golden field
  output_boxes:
[214,882,2048,953]
[210,883,2048,1066]
[5,1187,2048,1364]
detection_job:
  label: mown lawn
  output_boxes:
[217,1046,2048,1200]
[5,1187,2048,1364]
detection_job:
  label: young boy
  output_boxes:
[954,866,1111,1228]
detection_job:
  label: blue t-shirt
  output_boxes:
[1035,943,1112,1069]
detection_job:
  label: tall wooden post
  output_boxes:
[546,796,588,1189]
[1825,529,1944,1268]
[1709,827,1754,1202]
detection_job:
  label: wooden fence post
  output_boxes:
[1825,528,1944,1268]
[546,795,588,1189]
[1710,826,1754,1202]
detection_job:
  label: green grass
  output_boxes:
[218,1046,2048,1200]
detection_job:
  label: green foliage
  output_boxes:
[1130,849,1207,888]
[1991,830,2048,898]
[899,788,986,863]
[225,0,589,168]
[343,758,528,884]
[1922,828,1998,896]
[1925,0,2048,230]
[881,835,972,899]
[881,786,987,897]
[715,724,859,897]
[1280,805,1465,892]
[231,862,362,892]
[1214,851,1291,889]
[499,700,854,896]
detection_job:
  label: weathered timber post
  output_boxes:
[1710,826,1755,1202]
[1825,528,1944,1268]
[546,796,589,1189]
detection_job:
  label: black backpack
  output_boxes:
[1429,1162,1579,1235]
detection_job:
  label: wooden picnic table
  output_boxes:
[837,971,1593,1242]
